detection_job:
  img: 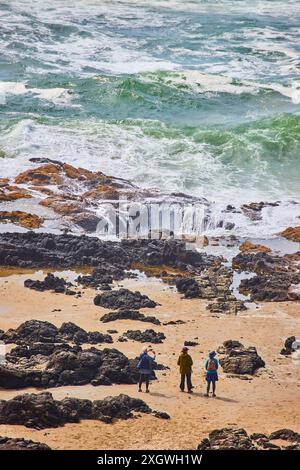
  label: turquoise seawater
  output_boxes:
[0,0,300,214]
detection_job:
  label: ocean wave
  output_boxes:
[0,81,73,105]
[1,114,299,203]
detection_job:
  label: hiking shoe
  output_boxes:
[188,390,193,394]
[204,393,209,397]
[212,393,216,397]
[146,389,150,393]
[138,388,142,392]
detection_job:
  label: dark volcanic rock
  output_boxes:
[77,264,135,289]
[24,273,70,293]
[0,392,152,429]
[121,329,166,344]
[198,427,300,450]
[0,346,144,389]
[0,232,221,273]
[232,251,288,274]
[100,309,160,325]
[94,288,157,310]
[1,320,59,344]
[184,340,199,347]
[280,336,296,356]
[175,277,200,298]
[206,300,246,314]
[218,340,265,375]
[0,436,51,450]
[269,429,300,443]
[198,428,255,450]
[0,320,112,346]
[239,273,300,302]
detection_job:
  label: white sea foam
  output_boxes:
[0,81,73,105]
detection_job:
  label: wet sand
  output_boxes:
[0,271,299,450]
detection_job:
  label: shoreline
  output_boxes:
[0,267,299,450]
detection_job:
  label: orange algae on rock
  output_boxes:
[0,211,44,229]
[280,227,300,242]
[239,241,271,253]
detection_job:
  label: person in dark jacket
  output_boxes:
[137,347,156,393]
[177,346,193,393]
[204,351,219,397]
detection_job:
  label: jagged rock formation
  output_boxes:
[120,329,166,344]
[218,340,265,375]
[0,392,160,429]
[0,436,51,450]
[197,427,300,450]
[100,309,160,325]
[94,289,157,310]
[0,320,113,346]
[24,273,75,295]
[280,336,296,356]
[0,346,143,389]
[233,251,300,302]
[0,232,221,275]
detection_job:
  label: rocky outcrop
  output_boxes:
[0,392,153,429]
[77,265,135,289]
[206,300,246,314]
[100,309,160,325]
[0,320,113,346]
[280,226,300,242]
[0,346,144,389]
[232,251,288,274]
[239,241,271,253]
[0,211,43,229]
[280,336,296,356]
[0,436,51,450]
[218,340,265,375]
[233,250,300,302]
[241,201,279,221]
[197,427,300,450]
[24,273,73,294]
[175,278,200,298]
[268,429,300,443]
[120,329,166,344]
[0,232,220,275]
[198,428,255,450]
[239,272,300,302]
[94,289,157,310]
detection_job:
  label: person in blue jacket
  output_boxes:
[204,351,218,397]
[137,347,156,393]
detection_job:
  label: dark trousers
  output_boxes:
[139,373,150,389]
[180,373,192,391]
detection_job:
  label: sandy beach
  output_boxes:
[0,269,299,450]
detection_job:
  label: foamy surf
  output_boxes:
[0,81,73,105]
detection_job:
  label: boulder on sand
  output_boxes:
[218,340,265,375]
[120,329,166,344]
[198,428,255,450]
[24,273,70,293]
[0,320,113,345]
[0,436,51,450]
[280,336,296,356]
[0,392,155,429]
[94,288,157,310]
[175,278,200,299]
[197,427,300,450]
[100,309,160,325]
[0,346,144,389]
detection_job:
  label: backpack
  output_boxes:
[207,359,216,371]
[137,354,150,370]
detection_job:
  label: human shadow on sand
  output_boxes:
[190,392,238,403]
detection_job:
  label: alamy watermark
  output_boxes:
[0,341,6,364]
[94,199,211,247]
